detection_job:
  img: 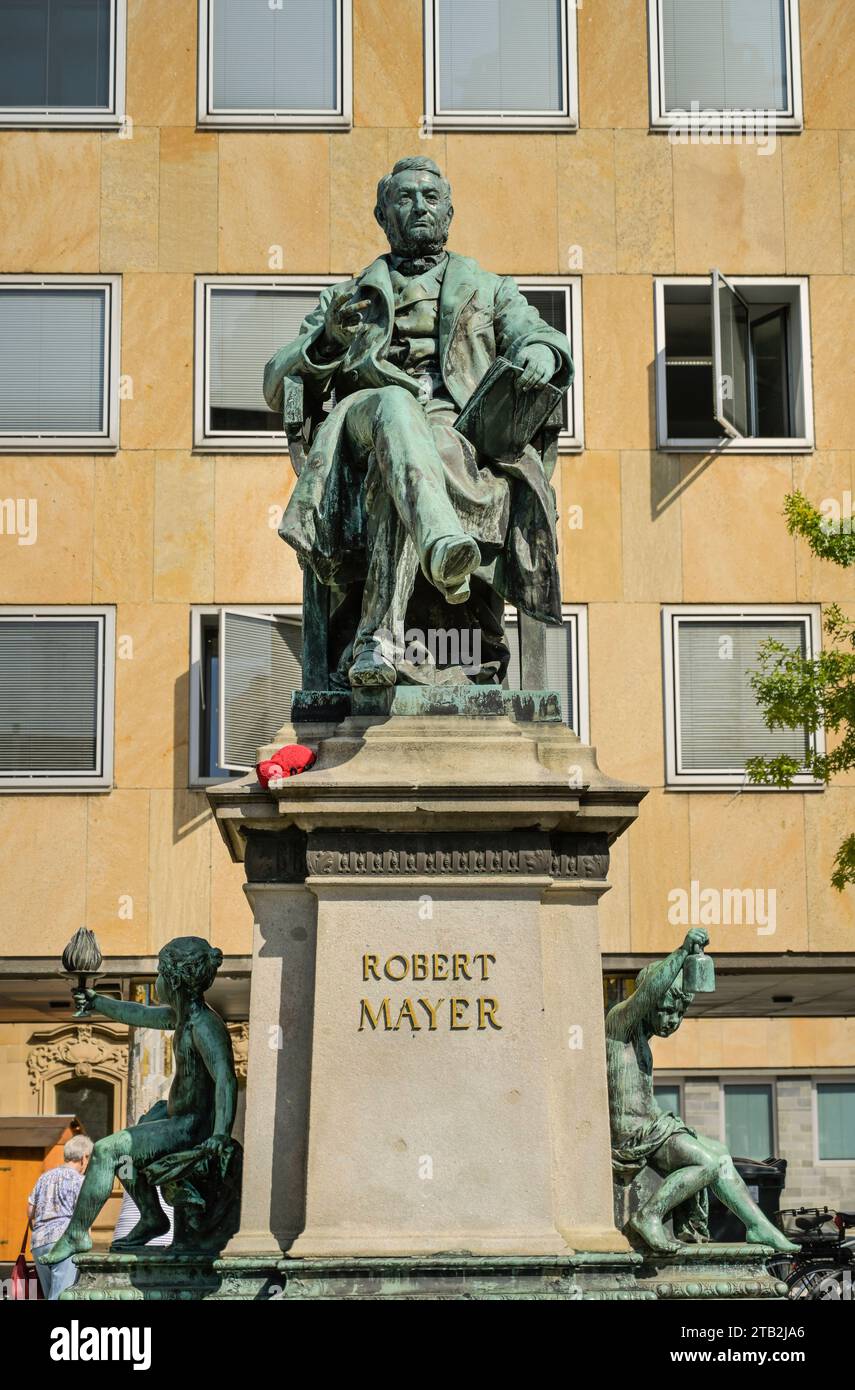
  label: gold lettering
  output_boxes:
[363,953,380,981]
[417,996,444,1030]
[473,952,496,981]
[432,952,449,981]
[395,998,421,1031]
[477,997,502,1030]
[412,952,428,980]
[450,997,470,1030]
[452,952,472,980]
[384,954,409,981]
[358,998,392,1030]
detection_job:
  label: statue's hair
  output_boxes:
[158,936,223,996]
[635,961,694,1011]
[375,157,451,217]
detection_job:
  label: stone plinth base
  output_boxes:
[636,1245,788,1300]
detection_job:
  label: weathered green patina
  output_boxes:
[45,936,241,1264]
[264,156,572,692]
[606,928,798,1257]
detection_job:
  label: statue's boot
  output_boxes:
[429,535,481,605]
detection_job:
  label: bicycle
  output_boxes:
[768,1206,855,1299]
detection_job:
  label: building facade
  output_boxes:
[0,0,853,1242]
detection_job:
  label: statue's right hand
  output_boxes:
[72,988,97,1017]
[324,287,371,350]
[682,927,709,954]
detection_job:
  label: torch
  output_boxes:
[61,927,104,1017]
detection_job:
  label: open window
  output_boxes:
[655,275,813,451]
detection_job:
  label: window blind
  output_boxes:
[506,618,574,729]
[220,611,302,770]
[724,1084,773,1160]
[0,0,112,109]
[211,0,338,112]
[209,288,320,415]
[0,287,106,434]
[817,1083,855,1162]
[677,619,808,771]
[0,619,100,773]
[661,0,789,112]
[437,0,564,113]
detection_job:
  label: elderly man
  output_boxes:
[27,1133,93,1299]
[264,156,573,688]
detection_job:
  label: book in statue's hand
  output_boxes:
[454,355,565,460]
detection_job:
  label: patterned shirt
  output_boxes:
[28,1164,83,1250]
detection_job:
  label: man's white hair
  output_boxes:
[64,1134,94,1162]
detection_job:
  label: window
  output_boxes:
[194,277,341,452]
[55,1076,115,1142]
[0,607,115,790]
[198,0,351,129]
[190,606,302,783]
[654,276,813,451]
[654,1083,682,1117]
[0,0,126,127]
[648,0,803,131]
[816,1081,855,1163]
[662,606,823,789]
[504,606,589,738]
[516,278,583,450]
[0,277,121,451]
[724,1082,774,1159]
[424,0,578,131]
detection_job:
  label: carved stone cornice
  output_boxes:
[26,1023,129,1094]
[228,1022,249,1080]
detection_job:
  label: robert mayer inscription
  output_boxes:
[358,950,501,1033]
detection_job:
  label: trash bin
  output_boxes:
[707,1157,788,1243]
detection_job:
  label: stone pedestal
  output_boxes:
[208,702,647,1292]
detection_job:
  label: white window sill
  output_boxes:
[650,114,803,135]
[0,112,125,129]
[198,113,351,131]
[665,779,824,793]
[427,114,577,133]
[659,437,814,455]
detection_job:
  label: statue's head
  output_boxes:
[635,963,694,1038]
[156,936,223,1006]
[375,157,453,259]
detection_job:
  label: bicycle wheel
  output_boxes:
[787,1262,844,1300]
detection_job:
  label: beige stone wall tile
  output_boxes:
[680,456,797,602]
[100,127,159,272]
[387,129,447,173]
[354,0,423,130]
[154,453,214,602]
[588,601,663,785]
[86,790,150,954]
[0,133,100,271]
[126,0,197,128]
[159,128,219,273]
[444,136,558,273]
[114,601,191,789]
[218,135,331,273]
[841,133,855,275]
[688,794,808,953]
[210,837,254,954]
[577,0,649,130]
[810,276,855,449]
[148,790,212,951]
[800,0,855,130]
[628,789,691,954]
[651,1017,708,1071]
[672,143,785,274]
[615,132,675,274]
[804,788,855,950]
[557,129,617,275]
[330,128,390,272]
[620,451,682,602]
[583,276,656,451]
[0,798,87,954]
[214,457,303,602]
[120,273,194,450]
[793,452,855,604]
[0,457,94,602]
[807,1017,855,1066]
[559,451,622,602]
[783,132,844,274]
[93,451,155,603]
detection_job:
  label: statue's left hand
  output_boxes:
[515,343,557,392]
[201,1134,231,1158]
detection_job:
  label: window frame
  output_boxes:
[653,1075,685,1118]
[719,1076,779,1159]
[662,604,825,790]
[812,1076,855,1167]
[0,0,127,129]
[193,275,345,454]
[197,0,352,130]
[647,0,804,134]
[503,603,589,741]
[515,275,584,452]
[653,275,814,453]
[423,0,579,132]
[189,603,302,786]
[0,605,115,791]
[0,274,121,453]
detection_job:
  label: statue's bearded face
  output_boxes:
[377,170,453,258]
